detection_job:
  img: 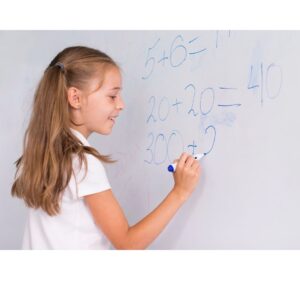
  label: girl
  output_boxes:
[11,46,201,250]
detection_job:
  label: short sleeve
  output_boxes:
[73,154,111,198]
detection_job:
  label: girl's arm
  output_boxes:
[84,153,201,250]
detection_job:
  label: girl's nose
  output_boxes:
[117,97,125,110]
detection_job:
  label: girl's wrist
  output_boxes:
[171,187,189,204]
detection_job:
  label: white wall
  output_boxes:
[1,31,299,249]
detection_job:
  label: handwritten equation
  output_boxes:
[141,32,283,165]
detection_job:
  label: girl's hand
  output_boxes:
[172,152,201,202]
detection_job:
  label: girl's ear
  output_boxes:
[67,87,82,109]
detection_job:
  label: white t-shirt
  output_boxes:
[22,128,112,250]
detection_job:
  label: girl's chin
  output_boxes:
[101,129,112,135]
[93,127,113,135]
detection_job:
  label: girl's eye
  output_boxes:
[110,96,117,100]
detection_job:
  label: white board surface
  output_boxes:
[1,31,299,249]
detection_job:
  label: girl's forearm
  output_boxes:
[123,188,188,250]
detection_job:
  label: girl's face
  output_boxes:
[72,67,125,137]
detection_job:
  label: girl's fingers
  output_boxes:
[185,155,195,168]
[192,161,201,172]
[177,152,189,169]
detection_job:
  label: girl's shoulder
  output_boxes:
[71,152,110,198]
[72,152,106,177]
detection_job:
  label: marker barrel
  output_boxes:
[167,153,205,173]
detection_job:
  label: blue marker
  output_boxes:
[167,153,206,173]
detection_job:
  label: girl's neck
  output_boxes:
[70,126,90,139]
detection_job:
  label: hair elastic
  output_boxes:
[54,62,65,72]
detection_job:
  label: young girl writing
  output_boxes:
[11,46,201,250]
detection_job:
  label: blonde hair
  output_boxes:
[11,46,119,216]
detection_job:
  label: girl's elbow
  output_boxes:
[109,228,148,250]
[113,239,146,250]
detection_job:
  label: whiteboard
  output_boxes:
[1,30,300,249]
